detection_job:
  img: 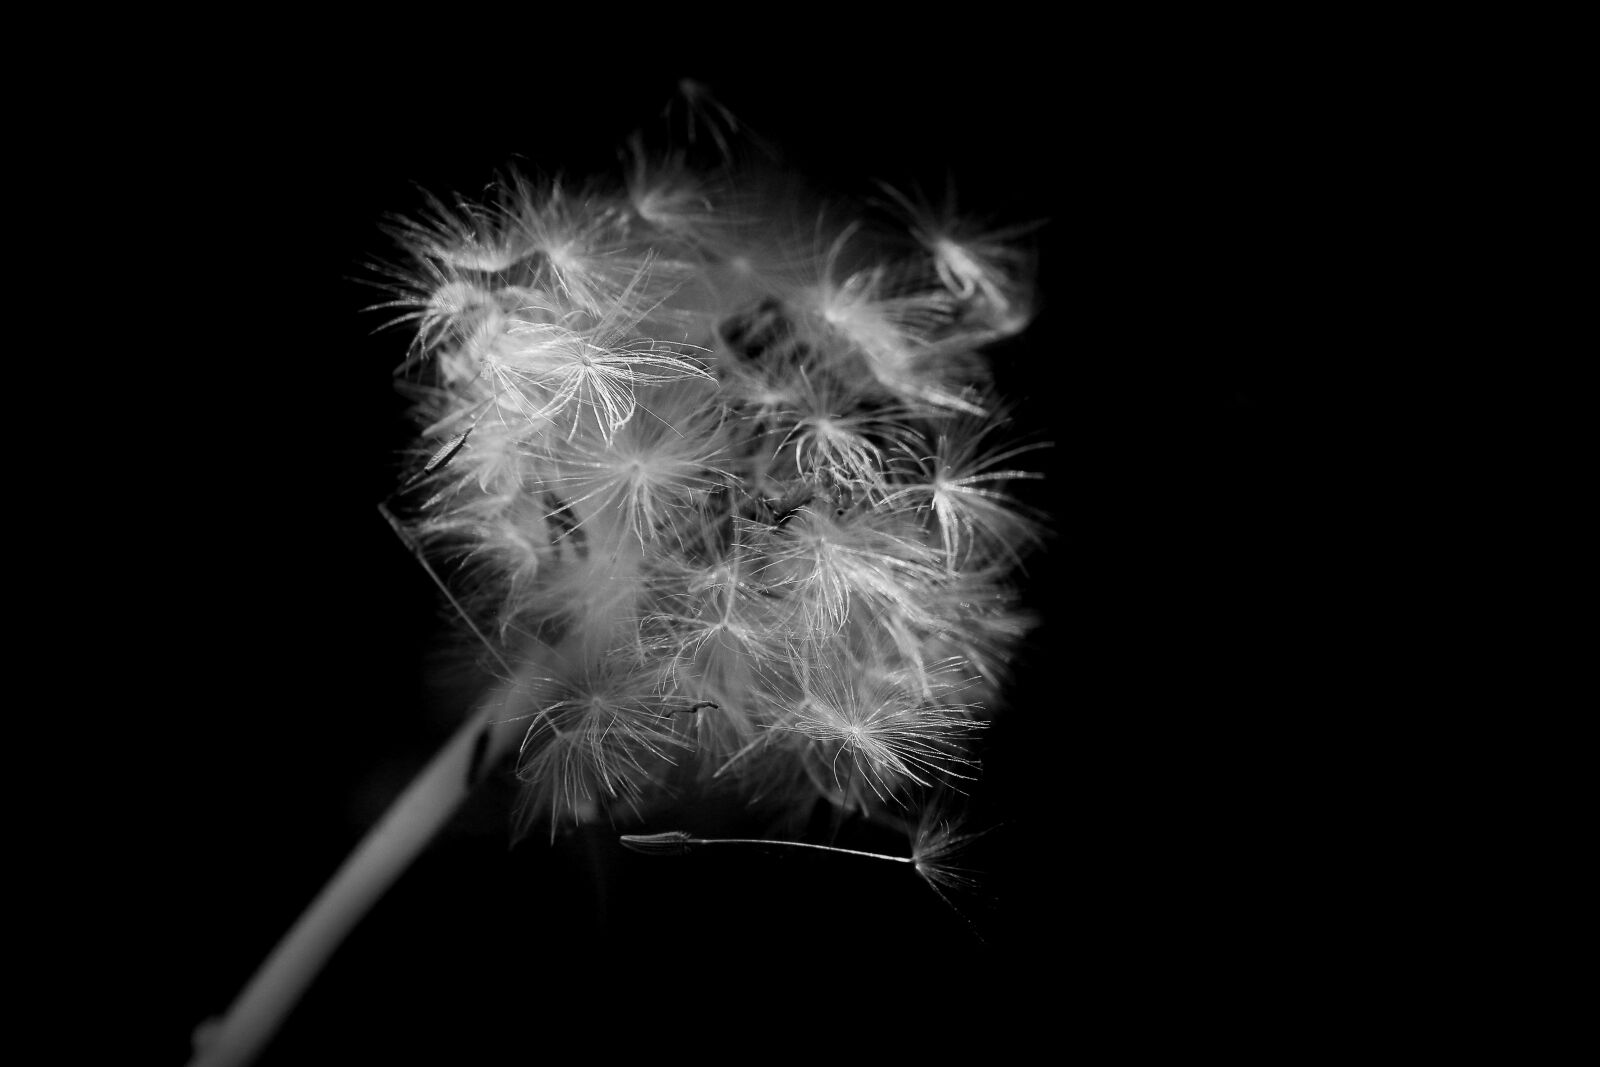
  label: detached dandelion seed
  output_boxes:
[621,813,991,938]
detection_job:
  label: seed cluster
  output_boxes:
[377,145,1044,833]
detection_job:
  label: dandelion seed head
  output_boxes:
[380,86,1047,839]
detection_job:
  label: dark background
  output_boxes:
[127,36,1352,1061]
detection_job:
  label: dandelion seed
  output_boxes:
[393,187,530,274]
[491,178,661,317]
[887,416,1050,567]
[780,665,981,800]
[513,653,690,834]
[493,327,713,442]
[619,815,992,942]
[624,137,735,245]
[772,370,920,492]
[536,387,732,545]
[876,180,1040,337]
[762,504,944,632]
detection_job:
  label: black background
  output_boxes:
[123,32,1357,1062]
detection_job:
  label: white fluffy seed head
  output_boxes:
[380,85,1047,834]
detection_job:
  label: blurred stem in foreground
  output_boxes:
[188,676,532,1067]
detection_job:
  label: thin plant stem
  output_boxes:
[188,681,531,1067]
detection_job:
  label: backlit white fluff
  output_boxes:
[379,88,1045,831]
